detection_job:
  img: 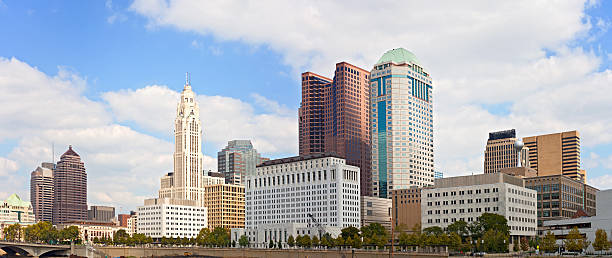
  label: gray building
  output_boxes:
[87,205,115,222]
[422,173,537,244]
[217,140,267,185]
[30,162,55,222]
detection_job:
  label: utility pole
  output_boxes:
[389,217,394,258]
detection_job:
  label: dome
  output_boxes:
[376,48,420,65]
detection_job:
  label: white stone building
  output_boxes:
[422,173,537,243]
[233,153,361,247]
[137,198,207,240]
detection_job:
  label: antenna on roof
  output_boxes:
[185,72,190,85]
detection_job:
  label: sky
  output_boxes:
[0,0,611,213]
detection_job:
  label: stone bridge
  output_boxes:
[0,241,70,257]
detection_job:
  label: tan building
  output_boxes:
[484,129,529,174]
[523,130,585,182]
[204,184,245,229]
[360,196,391,232]
[390,187,422,232]
[30,163,54,222]
[524,175,598,227]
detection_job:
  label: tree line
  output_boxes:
[2,222,80,244]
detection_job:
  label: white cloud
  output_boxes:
[0,157,18,177]
[588,174,612,190]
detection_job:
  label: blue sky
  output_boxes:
[0,0,611,212]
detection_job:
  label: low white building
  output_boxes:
[137,198,207,240]
[57,221,125,243]
[422,173,537,243]
[543,189,612,252]
[232,153,361,247]
[126,213,138,236]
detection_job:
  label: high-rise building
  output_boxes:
[30,162,54,222]
[524,175,598,226]
[421,173,537,244]
[235,153,361,247]
[523,130,585,182]
[203,184,245,229]
[484,129,530,174]
[53,146,87,225]
[217,140,268,185]
[87,205,115,222]
[371,48,435,198]
[300,62,372,196]
[391,187,422,232]
[299,72,332,155]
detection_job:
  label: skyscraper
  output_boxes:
[299,62,372,196]
[30,162,54,222]
[484,129,530,174]
[299,72,332,155]
[523,130,585,182]
[53,145,87,224]
[370,48,434,198]
[217,140,268,185]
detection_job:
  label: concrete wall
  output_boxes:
[99,247,447,258]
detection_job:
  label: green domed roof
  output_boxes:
[5,193,31,208]
[376,48,419,65]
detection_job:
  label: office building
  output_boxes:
[237,153,361,247]
[217,140,268,185]
[371,48,435,198]
[118,213,131,227]
[127,212,138,235]
[391,187,422,231]
[87,205,115,222]
[0,194,36,240]
[30,163,54,222]
[53,145,87,225]
[204,184,245,229]
[360,196,391,232]
[542,189,612,252]
[484,129,530,174]
[524,174,597,226]
[299,72,332,155]
[300,63,372,196]
[137,198,207,240]
[422,173,537,243]
[523,130,585,182]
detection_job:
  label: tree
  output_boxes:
[564,227,589,252]
[277,241,282,249]
[231,240,236,247]
[3,223,22,241]
[210,227,230,247]
[238,235,249,248]
[593,229,611,253]
[478,213,509,236]
[287,235,295,247]
[446,220,469,240]
[352,234,363,249]
[300,235,311,248]
[341,226,360,240]
[268,239,275,248]
[513,241,520,252]
[398,232,410,248]
[320,234,330,248]
[448,232,462,251]
[335,236,345,248]
[481,229,508,253]
[423,226,444,236]
[311,236,319,248]
[520,237,529,252]
[541,231,558,253]
[345,236,353,248]
[196,228,211,246]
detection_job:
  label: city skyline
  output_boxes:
[1,1,612,213]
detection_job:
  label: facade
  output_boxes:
[360,196,391,232]
[421,173,537,242]
[484,129,530,174]
[542,189,612,252]
[118,213,131,227]
[371,48,435,198]
[391,187,422,232]
[217,140,268,185]
[137,198,207,240]
[126,212,138,235]
[240,153,361,246]
[524,174,598,227]
[523,130,585,182]
[300,63,372,196]
[30,162,54,222]
[53,146,87,225]
[0,194,36,240]
[57,221,123,243]
[87,205,115,222]
[299,72,332,155]
[203,184,245,229]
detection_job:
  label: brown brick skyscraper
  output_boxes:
[53,145,87,224]
[299,62,372,196]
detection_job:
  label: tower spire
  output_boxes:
[185,72,190,86]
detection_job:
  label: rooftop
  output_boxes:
[257,152,344,167]
[4,193,31,208]
[376,48,420,65]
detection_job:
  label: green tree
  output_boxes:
[398,232,410,248]
[238,235,249,248]
[59,226,79,243]
[287,235,295,247]
[541,231,558,253]
[3,223,22,241]
[481,229,508,253]
[196,228,211,246]
[448,232,462,251]
[593,229,611,253]
[513,241,520,252]
[341,226,360,240]
[352,234,363,249]
[345,236,353,248]
[210,227,230,247]
[520,237,529,252]
[320,234,330,248]
[446,220,469,241]
[268,239,275,248]
[423,226,444,236]
[564,227,589,252]
[311,236,319,247]
[335,236,345,248]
